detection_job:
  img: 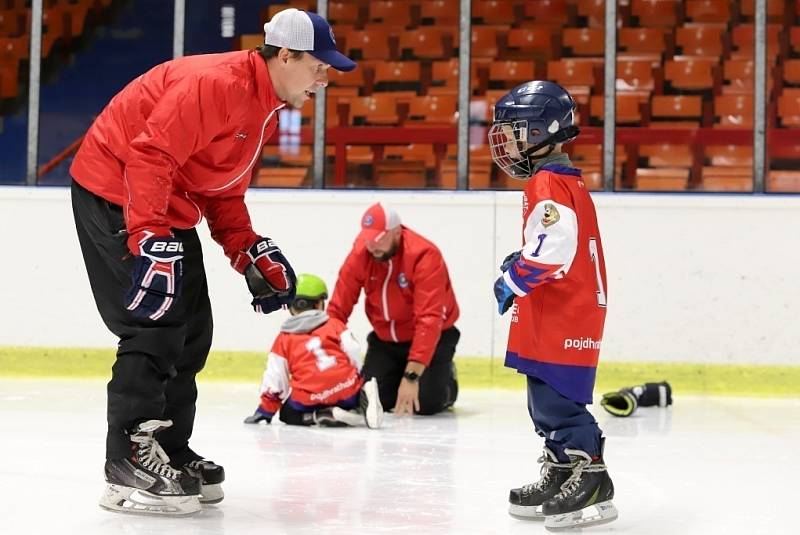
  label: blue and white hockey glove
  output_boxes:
[494,275,516,315]
[124,236,184,320]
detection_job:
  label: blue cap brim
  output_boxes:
[309,49,356,72]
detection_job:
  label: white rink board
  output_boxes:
[0,186,799,365]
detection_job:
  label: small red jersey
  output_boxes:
[503,164,608,404]
[258,311,363,416]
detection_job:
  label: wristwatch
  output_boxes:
[403,370,420,382]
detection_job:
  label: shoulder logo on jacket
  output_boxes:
[397,272,409,288]
[234,132,248,140]
[542,203,560,227]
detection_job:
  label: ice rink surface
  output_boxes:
[1,379,798,535]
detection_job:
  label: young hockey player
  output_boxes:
[243,274,383,428]
[488,81,617,530]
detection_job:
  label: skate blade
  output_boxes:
[200,483,224,504]
[364,379,384,429]
[508,503,545,520]
[99,484,201,516]
[544,500,618,531]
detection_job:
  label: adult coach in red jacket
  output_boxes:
[328,203,460,416]
[70,9,355,515]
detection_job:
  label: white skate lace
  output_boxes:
[554,458,607,500]
[521,453,570,494]
[131,432,181,480]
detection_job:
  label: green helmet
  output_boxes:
[294,273,328,301]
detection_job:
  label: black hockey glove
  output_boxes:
[124,236,184,320]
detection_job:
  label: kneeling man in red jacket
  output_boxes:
[328,202,460,416]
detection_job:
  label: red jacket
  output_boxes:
[328,227,459,366]
[70,50,285,262]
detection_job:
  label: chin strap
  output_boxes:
[524,125,581,161]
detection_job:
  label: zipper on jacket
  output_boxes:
[208,103,286,193]
[381,259,398,342]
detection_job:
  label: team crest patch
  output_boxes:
[541,203,560,227]
[398,273,409,288]
[363,214,374,227]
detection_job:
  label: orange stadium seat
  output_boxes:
[664,56,718,92]
[699,167,753,192]
[420,0,459,25]
[777,89,800,127]
[373,159,427,188]
[675,23,727,57]
[430,58,459,94]
[616,58,658,94]
[640,143,694,167]
[373,61,422,92]
[348,94,402,125]
[472,0,518,26]
[328,2,364,27]
[635,167,690,190]
[706,145,752,167]
[328,67,365,91]
[722,59,755,94]
[345,28,395,60]
[383,144,436,167]
[0,8,28,38]
[0,35,29,62]
[368,1,417,27]
[0,60,19,99]
[731,24,782,59]
[631,0,680,27]
[488,60,536,88]
[506,27,557,60]
[562,27,604,57]
[522,0,571,26]
[714,94,753,128]
[577,0,605,28]
[590,94,644,124]
[618,27,671,56]
[783,59,800,86]
[685,0,731,23]
[399,28,455,60]
[407,95,457,124]
[547,58,600,102]
[471,26,505,59]
[767,171,800,192]
[650,95,704,125]
[253,167,308,188]
[791,26,800,55]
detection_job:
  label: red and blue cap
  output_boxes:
[263,8,356,72]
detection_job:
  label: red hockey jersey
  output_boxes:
[503,164,608,404]
[258,310,364,416]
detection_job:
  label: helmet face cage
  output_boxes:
[488,120,533,180]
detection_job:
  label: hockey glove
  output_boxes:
[600,389,639,417]
[630,381,673,407]
[243,407,272,424]
[500,250,521,272]
[124,236,184,320]
[494,275,516,315]
[243,237,297,314]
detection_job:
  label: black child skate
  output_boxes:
[99,420,201,516]
[541,448,618,530]
[508,447,573,518]
[172,451,226,504]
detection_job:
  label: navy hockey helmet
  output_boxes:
[488,81,580,180]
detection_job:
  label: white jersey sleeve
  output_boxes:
[259,352,291,402]
[340,329,362,370]
[503,199,578,297]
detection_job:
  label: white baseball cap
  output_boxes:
[263,8,356,72]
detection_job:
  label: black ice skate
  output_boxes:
[508,447,572,518]
[360,377,384,429]
[173,453,226,504]
[99,420,201,516]
[541,448,618,530]
[305,406,362,427]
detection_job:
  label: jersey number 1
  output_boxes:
[306,337,337,371]
[589,237,607,307]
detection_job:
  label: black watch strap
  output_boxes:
[403,370,420,382]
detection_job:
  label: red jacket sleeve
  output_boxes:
[408,249,449,366]
[203,195,260,268]
[327,244,366,324]
[123,74,246,253]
